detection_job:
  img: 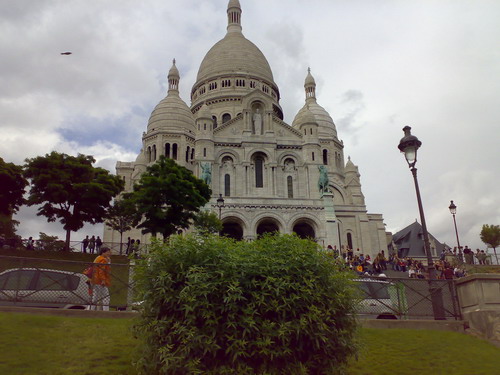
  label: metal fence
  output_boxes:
[356,275,461,320]
[0,255,462,319]
[0,256,136,311]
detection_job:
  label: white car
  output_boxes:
[355,278,400,319]
[0,268,92,309]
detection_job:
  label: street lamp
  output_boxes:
[216,193,225,220]
[398,126,445,320]
[449,200,462,263]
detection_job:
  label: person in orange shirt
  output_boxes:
[91,247,112,311]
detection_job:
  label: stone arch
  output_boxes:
[329,185,346,205]
[221,216,245,241]
[216,149,240,164]
[253,214,285,238]
[292,221,316,240]
[289,215,320,239]
[277,152,302,166]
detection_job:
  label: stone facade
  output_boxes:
[104,0,387,257]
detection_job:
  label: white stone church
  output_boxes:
[104,0,388,256]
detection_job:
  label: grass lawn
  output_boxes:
[1,312,499,375]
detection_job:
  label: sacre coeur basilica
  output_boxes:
[104,0,388,258]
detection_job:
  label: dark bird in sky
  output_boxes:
[60,52,72,55]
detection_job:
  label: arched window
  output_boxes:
[203,148,207,157]
[312,152,315,161]
[222,113,231,123]
[152,145,157,161]
[255,156,264,188]
[347,233,353,250]
[172,144,178,160]
[212,116,218,129]
[287,176,293,198]
[224,174,231,197]
[191,148,195,160]
[185,146,190,162]
[165,143,170,158]
[323,149,328,165]
[147,147,152,162]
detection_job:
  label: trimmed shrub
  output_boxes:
[133,234,359,374]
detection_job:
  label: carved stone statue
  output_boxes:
[253,108,262,135]
[200,162,212,186]
[318,165,330,195]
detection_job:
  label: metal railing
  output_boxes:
[0,255,462,319]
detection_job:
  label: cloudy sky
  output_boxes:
[1,0,499,252]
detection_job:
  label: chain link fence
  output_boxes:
[0,255,462,319]
[356,275,461,320]
[0,256,137,311]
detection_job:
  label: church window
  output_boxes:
[198,124,200,130]
[165,143,170,158]
[222,79,231,88]
[173,144,178,160]
[310,128,313,135]
[262,85,269,93]
[147,147,152,162]
[236,79,245,87]
[203,148,206,157]
[304,129,306,135]
[209,82,217,90]
[287,176,293,198]
[204,123,206,130]
[185,146,190,162]
[222,113,231,123]
[312,152,315,161]
[250,81,256,88]
[255,156,264,188]
[323,149,328,165]
[152,145,157,161]
[212,116,218,129]
[347,233,353,250]
[191,148,195,160]
[224,174,231,197]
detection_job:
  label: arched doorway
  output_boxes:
[256,219,280,238]
[221,221,244,241]
[293,222,316,240]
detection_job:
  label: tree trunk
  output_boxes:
[119,231,123,255]
[494,247,498,265]
[65,229,71,251]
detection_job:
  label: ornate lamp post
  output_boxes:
[448,200,463,263]
[216,193,225,220]
[398,126,445,320]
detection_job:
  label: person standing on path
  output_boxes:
[89,235,96,254]
[82,235,89,253]
[91,247,112,311]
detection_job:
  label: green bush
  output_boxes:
[133,234,359,375]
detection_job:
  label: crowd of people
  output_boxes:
[326,245,474,280]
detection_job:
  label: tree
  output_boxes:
[192,210,223,234]
[105,198,138,254]
[24,152,124,250]
[0,157,28,240]
[129,156,211,239]
[480,224,500,264]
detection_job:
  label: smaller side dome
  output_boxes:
[301,106,317,125]
[134,149,147,165]
[147,60,196,134]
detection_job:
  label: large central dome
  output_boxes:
[196,32,274,83]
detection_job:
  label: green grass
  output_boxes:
[0,313,137,375]
[0,312,499,375]
[348,328,500,375]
